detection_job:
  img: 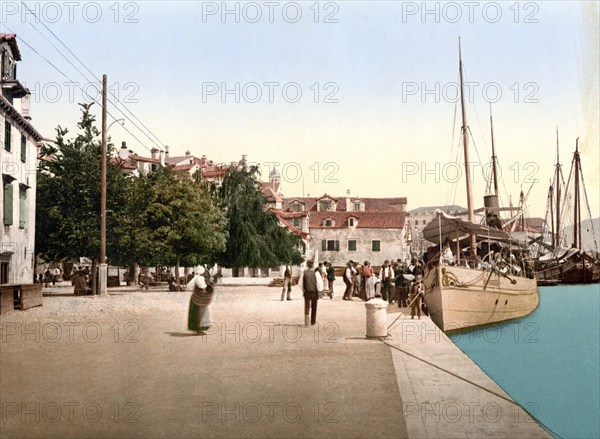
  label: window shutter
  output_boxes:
[3,182,13,225]
[321,240,326,251]
[4,121,11,152]
[19,187,27,229]
[335,240,340,251]
[20,134,26,163]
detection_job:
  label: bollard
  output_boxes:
[365,298,388,338]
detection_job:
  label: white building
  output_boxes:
[1,34,44,285]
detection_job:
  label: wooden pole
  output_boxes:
[99,74,108,295]
[458,38,477,258]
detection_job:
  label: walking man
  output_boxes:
[281,265,292,301]
[300,261,319,326]
[326,262,335,298]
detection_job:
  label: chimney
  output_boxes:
[21,94,31,120]
[346,189,351,211]
[185,150,191,156]
[151,148,158,160]
[164,145,169,159]
[159,150,165,167]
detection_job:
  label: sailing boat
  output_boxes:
[534,137,600,284]
[421,39,539,332]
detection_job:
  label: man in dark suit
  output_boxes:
[301,260,319,326]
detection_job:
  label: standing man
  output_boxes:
[381,260,395,304]
[343,261,355,301]
[281,265,293,301]
[300,260,319,326]
[326,262,336,299]
[363,261,374,300]
[410,275,426,319]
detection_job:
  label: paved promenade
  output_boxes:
[0,281,550,438]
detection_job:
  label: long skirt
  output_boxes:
[188,300,211,331]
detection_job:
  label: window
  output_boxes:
[372,240,381,252]
[20,134,26,163]
[348,240,357,251]
[322,240,339,251]
[353,203,361,212]
[0,261,8,284]
[319,200,332,212]
[292,218,301,228]
[324,219,334,227]
[3,177,13,226]
[290,202,303,212]
[4,121,11,152]
[19,185,27,229]
[422,220,426,225]
[349,218,355,226]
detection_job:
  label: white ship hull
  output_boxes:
[423,265,539,332]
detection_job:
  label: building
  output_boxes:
[1,34,44,284]
[275,191,408,267]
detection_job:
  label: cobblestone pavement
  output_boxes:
[0,282,407,439]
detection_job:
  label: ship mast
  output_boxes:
[489,105,499,197]
[458,38,477,257]
[573,138,581,249]
[555,128,561,249]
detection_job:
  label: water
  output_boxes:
[449,284,600,439]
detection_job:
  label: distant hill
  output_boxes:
[563,218,600,251]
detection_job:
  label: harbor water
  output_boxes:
[450,284,600,439]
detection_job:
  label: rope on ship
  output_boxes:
[380,338,564,439]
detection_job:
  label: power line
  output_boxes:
[16,2,166,152]
[3,23,158,153]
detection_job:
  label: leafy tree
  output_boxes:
[213,164,304,268]
[114,167,227,286]
[36,103,130,266]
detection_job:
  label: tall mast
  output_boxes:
[489,104,499,197]
[548,181,555,249]
[573,138,581,249]
[458,38,476,256]
[555,128,561,248]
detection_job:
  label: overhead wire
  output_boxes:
[19,1,166,151]
[8,5,165,153]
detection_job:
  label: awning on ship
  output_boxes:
[422,210,527,246]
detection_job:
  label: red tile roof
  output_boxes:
[309,211,405,229]
[273,212,309,238]
[282,196,407,212]
[129,153,160,164]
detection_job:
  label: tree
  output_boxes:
[213,164,304,268]
[121,167,228,286]
[36,103,130,272]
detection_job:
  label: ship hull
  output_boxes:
[423,265,539,332]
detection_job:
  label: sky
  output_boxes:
[2,1,599,221]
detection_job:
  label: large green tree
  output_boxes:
[213,164,304,268]
[125,167,228,277]
[36,103,130,265]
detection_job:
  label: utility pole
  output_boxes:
[99,74,108,296]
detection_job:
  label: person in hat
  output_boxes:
[300,260,319,326]
[409,275,426,319]
[188,266,214,335]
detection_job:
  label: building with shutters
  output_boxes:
[1,34,44,285]
[273,190,408,268]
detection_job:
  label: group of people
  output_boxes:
[39,267,63,287]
